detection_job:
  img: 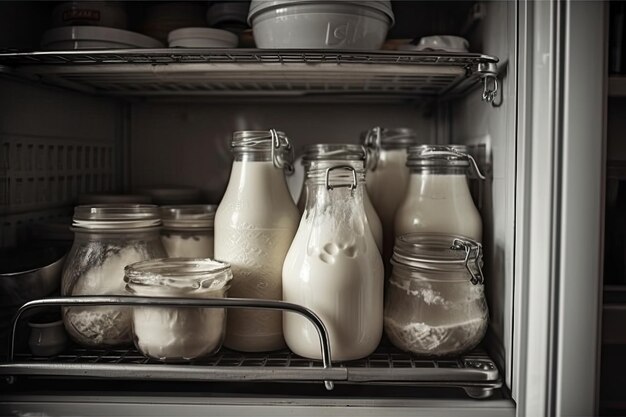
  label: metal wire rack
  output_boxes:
[0,296,502,399]
[0,49,499,101]
[3,345,500,398]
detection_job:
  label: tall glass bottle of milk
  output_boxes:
[363,127,420,274]
[394,144,484,242]
[283,158,384,361]
[215,129,300,352]
[298,144,383,253]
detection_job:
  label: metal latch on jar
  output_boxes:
[269,128,295,175]
[420,146,486,180]
[325,165,357,191]
[363,127,382,171]
[451,238,484,285]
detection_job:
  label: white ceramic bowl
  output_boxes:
[168,27,239,48]
[51,1,128,29]
[41,26,164,50]
[401,35,470,53]
[248,1,394,50]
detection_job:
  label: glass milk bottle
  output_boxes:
[298,144,382,253]
[283,159,384,361]
[215,129,299,352]
[363,127,420,272]
[394,145,484,242]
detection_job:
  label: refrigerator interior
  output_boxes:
[0,1,518,413]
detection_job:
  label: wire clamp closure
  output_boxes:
[363,126,382,171]
[451,238,484,285]
[420,148,486,180]
[325,165,357,191]
[270,128,295,175]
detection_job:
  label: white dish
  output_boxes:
[248,0,394,50]
[168,27,238,48]
[41,26,163,50]
[400,35,470,53]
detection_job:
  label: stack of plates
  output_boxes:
[41,26,163,50]
[168,27,238,48]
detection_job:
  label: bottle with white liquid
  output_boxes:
[363,127,421,273]
[215,129,300,352]
[394,145,484,242]
[298,144,382,253]
[283,158,384,361]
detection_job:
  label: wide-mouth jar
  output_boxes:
[384,233,489,357]
[61,204,166,348]
[125,258,232,362]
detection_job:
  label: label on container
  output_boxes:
[63,9,101,23]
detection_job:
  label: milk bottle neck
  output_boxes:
[304,160,367,214]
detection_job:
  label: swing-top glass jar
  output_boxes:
[384,233,488,357]
[215,129,300,352]
[363,127,421,272]
[297,144,382,253]
[283,156,384,361]
[61,204,166,347]
[395,144,484,242]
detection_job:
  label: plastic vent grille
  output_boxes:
[0,137,115,245]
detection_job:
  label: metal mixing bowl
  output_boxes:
[0,246,67,306]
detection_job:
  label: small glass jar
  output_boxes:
[125,258,232,362]
[394,144,483,242]
[363,127,421,274]
[160,205,217,258]
[61,205,166,347]
[384,233,488,357]
[298,144,383,253]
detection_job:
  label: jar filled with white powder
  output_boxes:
[384,233,488,357]
[215,129,300,352]
[283,158,384,361]
[298,144,382,253]
[61,205,166,347]
[125,258,232,362]
[160,205,217,258]
[363,127,421,275]
[395,144,484,242]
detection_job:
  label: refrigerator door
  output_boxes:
[514,1,604,416]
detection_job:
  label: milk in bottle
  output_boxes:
[394,145,483,242]
[364,127,420,273]
[215,129,300,352]
[283,158,384,361]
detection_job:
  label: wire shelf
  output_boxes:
[0,297,502,399]
[2,345,501,398]
[0,49,499,101]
